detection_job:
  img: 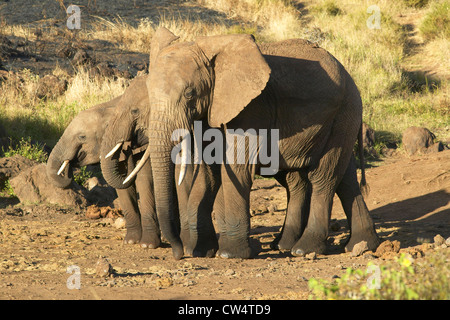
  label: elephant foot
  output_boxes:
[185,241,218,258]
[270,233,299,251]
[344,229,380,253]
[291,234,327,257]
[124,228,142,245]
[171,243,184,260]
[217,238,260,259]
[140,232,161,249]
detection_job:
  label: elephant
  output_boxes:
[120,27,380,260]
[100,74,220,259]
[46,76,162,248]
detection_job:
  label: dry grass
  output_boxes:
[0,0,448,147]
[0,66,128,145]
[196,0,303,41]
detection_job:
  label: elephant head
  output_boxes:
[99,76,149,190]
[131,28,271,259]
[46,96,119,188]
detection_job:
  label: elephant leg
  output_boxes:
[213,184,226,245]
[116,186,142,245]
[336,156,380,252]
[291,135,351,256]
[175,164,193,248]
[184,163,219,258]
[135,158,161,249]
[217,163,256,259]
[271,170,311,251]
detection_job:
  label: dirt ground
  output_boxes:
[0,150,449,300]
[0,0,449,301]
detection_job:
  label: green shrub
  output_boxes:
[2,137,48,163]
[309,251,450,300]
[73,166,93,186]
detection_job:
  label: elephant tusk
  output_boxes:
[105,142,123,159]
[57,160,70,176]
[177,149,188,186]
[123,147,150,185]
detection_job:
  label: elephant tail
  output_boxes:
[358,123,370,197]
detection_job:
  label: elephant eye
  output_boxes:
[78,135,86,142]
[131,108,139,116]
[184,87,196,100]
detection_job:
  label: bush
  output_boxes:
[309,251,450,300]
[2,137,48,163]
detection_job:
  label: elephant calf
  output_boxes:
[46,76,161,248]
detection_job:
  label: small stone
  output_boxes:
[351,241,368,257]
[86,177,100,191]
[445,237,450,246]
[305,252,316,260]
[114,217,126,229]
[95,257,114,278]
[224,269,235,276]
[434,234,445,246]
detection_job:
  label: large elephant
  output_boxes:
[100,74,220,259]
[46,76,161,248]
[123,27,380,259]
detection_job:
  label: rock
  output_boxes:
[225,269,235,276]
[446,237,450,246]
[402,126,441,155]
[374,240,401,257]
[9,163,88,208]
[351,241,368,257]
[86,177,101,191]
[0,155,38,188]
[305,252,317,260]
[36,74,68,99]
[433,234,445,246]
[114,217,126,229]
[95,257,114,278]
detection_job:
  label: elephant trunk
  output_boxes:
[46,139,74,189]
[100,139,135,189]
[149,118,184,260]
[99,110,138,189]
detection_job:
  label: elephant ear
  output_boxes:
[196,34,271,128]
[150,27,180,67]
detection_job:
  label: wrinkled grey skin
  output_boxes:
[143,28,379,259]
[46,77,160,248]
[100,76,220,259]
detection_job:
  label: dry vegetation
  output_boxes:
[0,0,448,150]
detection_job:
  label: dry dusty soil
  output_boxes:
[0,150,449,300]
